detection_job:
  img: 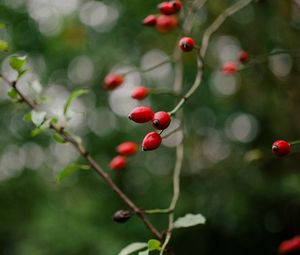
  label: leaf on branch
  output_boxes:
[7,88,18,100]
[31,127,45,137]
[9,55,27,73]
[56,163,90,183]
[31,110,47,127]
[118,242,148,255]
[63,88,89,117]
[173,213,206,229]
[147,239,161,251]
[23,112,32,122]
[138,250,149,255]
[52,131,65,144]
[50,117,59,124]
[0,40,9,52]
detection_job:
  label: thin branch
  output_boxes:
[169,0,253,115]
[1,75,162,240]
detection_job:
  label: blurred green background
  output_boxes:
[0,0,300,254]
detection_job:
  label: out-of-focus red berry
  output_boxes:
[109,155,127,170]
[104,74,124,90]
[278,236,300,254]
[143,15,157,26]
[131,86,149,100]
[155,15,178,33]
[116,142,138,156]
[239,51,249,63]
[222,61,237,74]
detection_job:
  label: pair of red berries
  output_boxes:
[109,141,138,170]
[143,1,182,33]
[129,106,171,150]
[221,50,249,75]
[272,140,291,157]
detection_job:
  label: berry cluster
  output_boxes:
[142,1,182,33]
[129,106,171,151]
[222,50,249,74]
[109,141,138,170]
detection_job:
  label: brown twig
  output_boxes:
[0,75,162,240]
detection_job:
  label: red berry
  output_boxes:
[278,236,300,254]
[239,51,249,63]
[152,111,171,130]
[143,15,157,26]
[142,132,162,151]
[171,0,182,12]
[109,155,127,170]
[104,74,124,90]
[179,37,195,52]
[129,106,154,123]
[156,15,178,33]
[158,2,175,15]
[272,140,291,157]
[222,61,237,74]
[131,86,149,100]
[116,142,138,156]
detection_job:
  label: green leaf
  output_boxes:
[118,242,148,255]
[0,23,6,29]
[52,132,65,144]
[173,213,206,229]
[7,88,18,99]
[56,163,90,183]
[147,239,161,251]
[9,55,27,72]
[18,68,29,79]
[50,117,59,124]
[138,250,149,255]
[23,112,32,122]
[0,40,9,52]
[63,88,89,116]
[31,127,45,137]
[31,110,46,127]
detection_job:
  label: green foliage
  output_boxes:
[7,88,18,100]
[118,242,148,255]
[63,88,89,117]
[51,131,65,144]
[9,55,27,72]
[147,239,161,251]
[56,163,90,183]
[173,213,206,229]
[0,40,8,52]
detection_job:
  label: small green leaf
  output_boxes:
[7,88,18,99]
[23,112,32,122]
[0,23,6,29]
[51,117,59,124]
[0,40,9,52]
[56,163,90,183]
[9,55,27,72]
[18,68,29,79]
[173,213,206,229]
[31,127,45,137]
[138,250,149,255]
[63,88,89,116]
[147,239,161,251]
[52,132,65,144]
[118,242,148,255]
[31,110,46,127]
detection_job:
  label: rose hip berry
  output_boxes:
[152,111,171,130]
[131,86,149,100]
[179,37,195,52]
[142,132,162,151]
[222,61,237,74]
[158,2,175,15]
[171,0,182,12]
[156,15,178,33]
[129,106,154,123]
[143,15,157,26]
[104,74,124,90]
[278,236,300,254]
[272,140,291,157]
[239,51,249,63]
[117,141,138,156]
[109,155,127,170]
